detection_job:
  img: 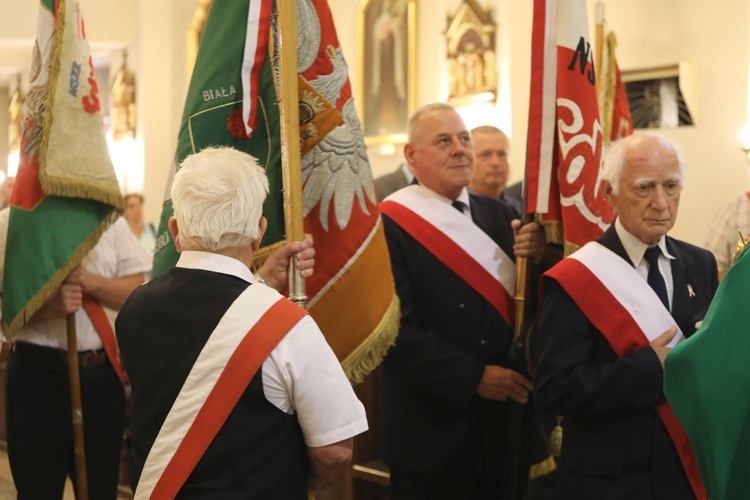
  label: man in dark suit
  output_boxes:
[116,146,368,498]
[504,180,523,210]
[374,162,412,199]
[534,133,718,500]
[379,103,547,498]
[469,126,522,215]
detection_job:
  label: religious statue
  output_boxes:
[111,50,136,140]
[8,74,26,149]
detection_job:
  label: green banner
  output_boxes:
[153,0,283,277]
[665,247,750,499]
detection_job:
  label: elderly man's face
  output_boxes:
[404,108,474,200]
[603,139,682,246]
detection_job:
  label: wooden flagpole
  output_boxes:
[67,314,88,500]
[276,0,307,308]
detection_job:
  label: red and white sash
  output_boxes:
[81,293,124,384]
[134,284,308,500]
[545,242,706,500]
[380,185,515,325]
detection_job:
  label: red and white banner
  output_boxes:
[525,0,614,251]
[240,0,273,136]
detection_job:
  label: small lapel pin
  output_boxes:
[687,284,696,297]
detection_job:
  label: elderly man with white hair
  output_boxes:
[116,146,368,499]
[533,134,718,500]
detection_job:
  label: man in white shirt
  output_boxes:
[0,212,152,499]
[116,146,367,498]
[0,171,319,499]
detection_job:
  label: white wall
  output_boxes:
[602,0,748,244]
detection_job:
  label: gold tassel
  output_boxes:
[563,241,582,257]
[529,455,558,480]
[541,220,563,246]
[548,415,564,457]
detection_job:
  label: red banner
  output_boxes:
[525,0,614,252]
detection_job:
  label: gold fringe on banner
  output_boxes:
[40,177,125,211]
[341,293,400,384]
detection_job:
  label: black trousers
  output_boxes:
[6,343,125,500]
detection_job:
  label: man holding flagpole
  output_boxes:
[379,103,547,498]
[116,147,367,498]
[534,133,717,499]
[0,0,152,497]
[0,212,151,499]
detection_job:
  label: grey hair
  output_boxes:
[171,146,269,251]
[470,125,506,137]
[601,133,687,195]
[407,103,457,143]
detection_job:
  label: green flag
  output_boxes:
[152,0,399,382]
[664,248,750,499]
[2,0,123,337]
[152,0,283,275]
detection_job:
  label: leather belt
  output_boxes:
[11,342,109,372]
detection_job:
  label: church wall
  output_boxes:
[331,0,749,246]
[600,0,748,246]
[0,0,747,247]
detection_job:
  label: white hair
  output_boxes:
[601,133,687,195]
[171,146,269,251]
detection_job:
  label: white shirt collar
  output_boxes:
[418,185,472,217]
[176,250,256,283]
[614,218,674,267]
[400,162,414,184]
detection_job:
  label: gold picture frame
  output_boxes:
[356,0,418,146]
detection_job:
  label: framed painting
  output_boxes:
[356,0,417,146]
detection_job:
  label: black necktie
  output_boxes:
[451,200,465,214]
[644,246,669,310]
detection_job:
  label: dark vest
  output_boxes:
[117,268,308,499]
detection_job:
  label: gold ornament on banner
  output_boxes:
[734,230,750,265]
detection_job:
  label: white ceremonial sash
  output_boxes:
[135,283,297,499]
[384,185,516,296]
[569,242,683,347]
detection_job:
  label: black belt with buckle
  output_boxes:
[11,342,108,372]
